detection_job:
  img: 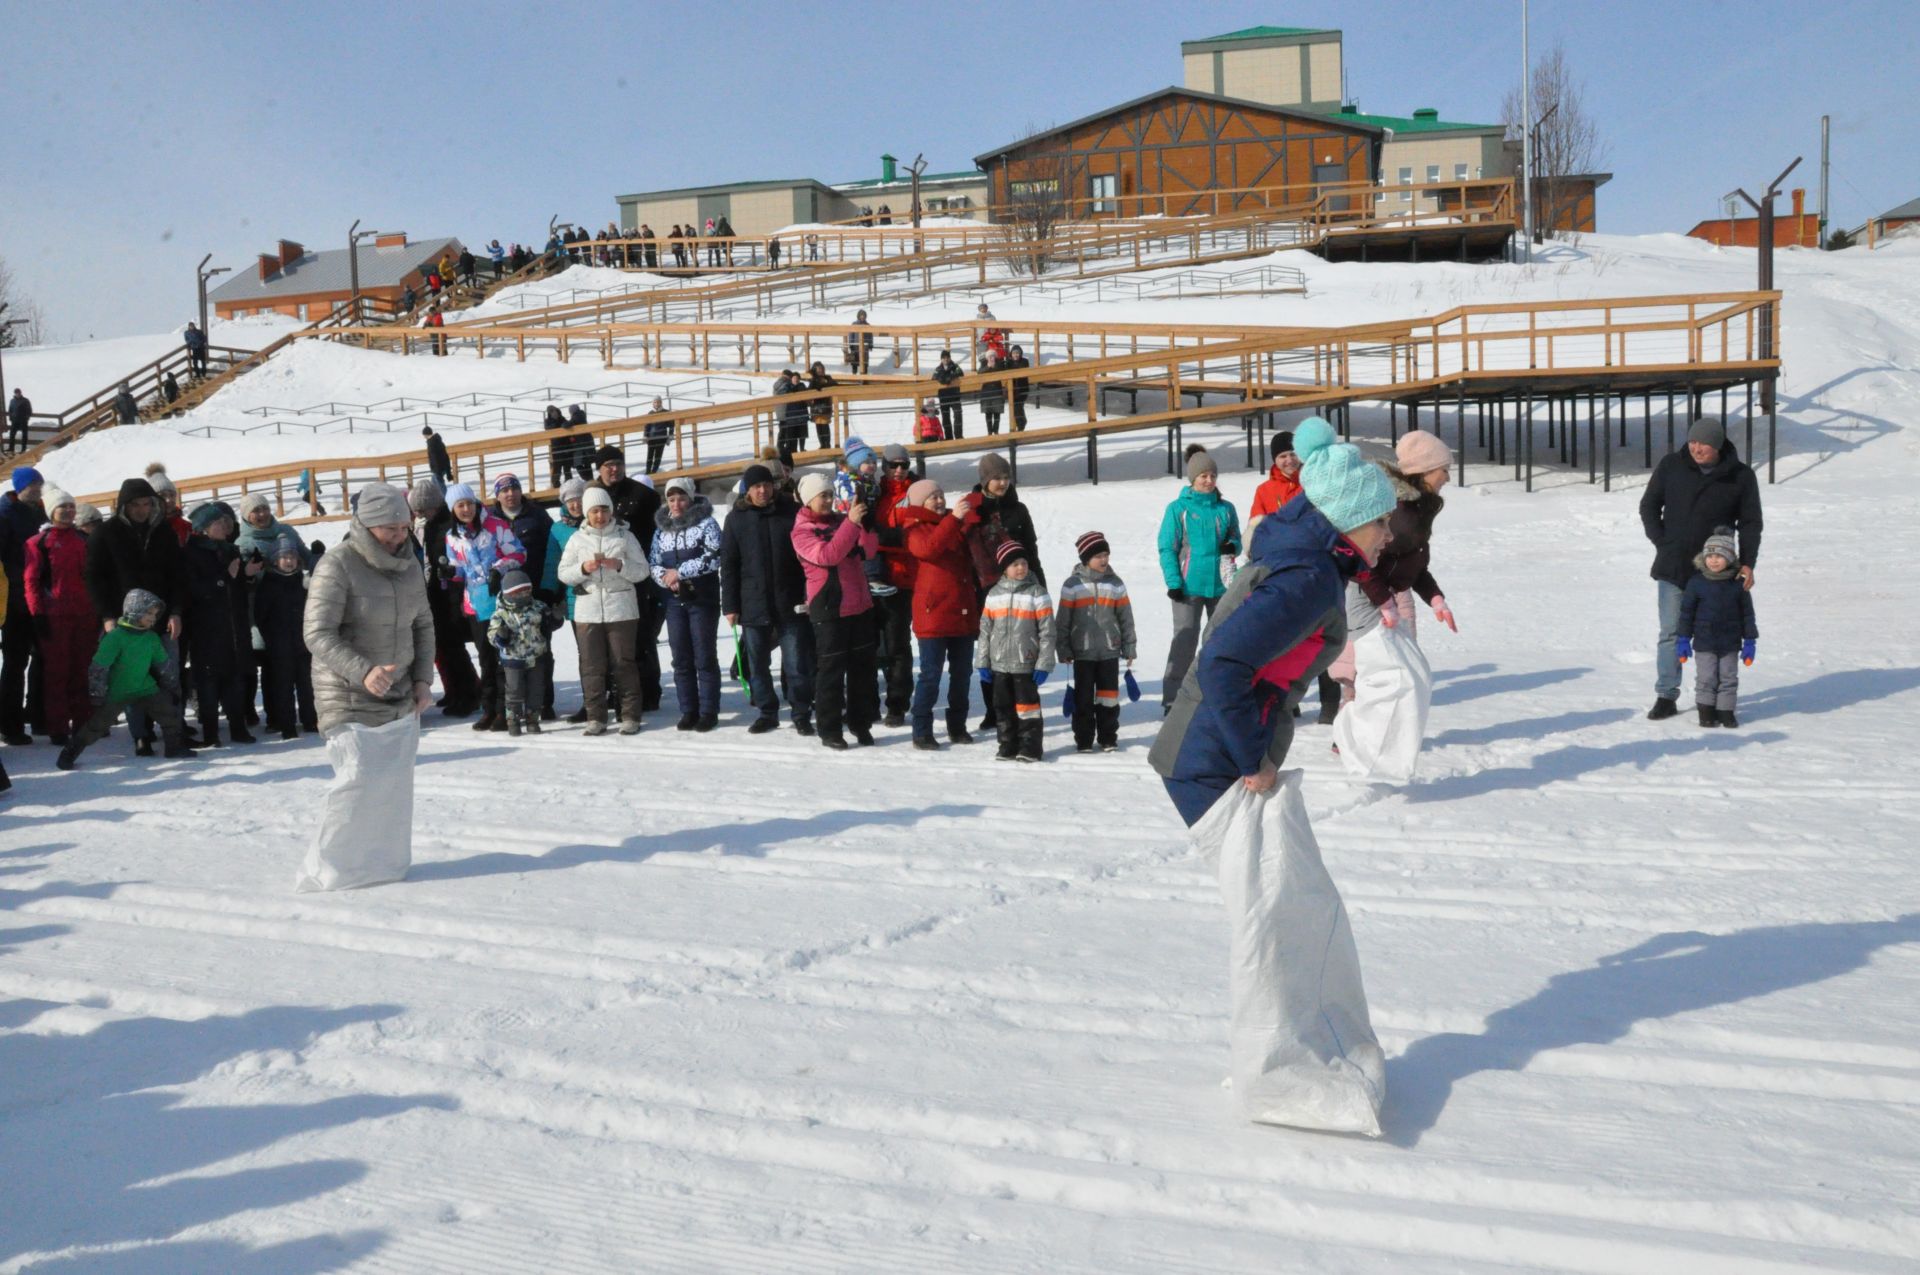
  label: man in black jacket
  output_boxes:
[84,477,189,750]
[1004,346,1032,431]
[6,389,31,453]
[1637,417,1762,720]
[592,444,664,708]
[410,480,479,715]
[721,464,814,734]
[932,351,965,440]
[0,468,47,742]
[422,425,453,487]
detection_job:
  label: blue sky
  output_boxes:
[3,0,1914,343]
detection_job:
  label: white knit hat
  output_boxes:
[43,486,75,511]
[582,486,613,513]
[797,473,832,504]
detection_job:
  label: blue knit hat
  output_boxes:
[188,500,236,533]
[11,466,43,492]
[1295,417,1395,534]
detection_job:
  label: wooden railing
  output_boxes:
[77,291,1779,518]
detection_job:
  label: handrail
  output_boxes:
[77,290,1780,517]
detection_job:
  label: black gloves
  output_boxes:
[1168,588,1188,603]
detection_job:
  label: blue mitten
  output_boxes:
[1741,638,1756,666]
[1675,636,1692,663]
[1124,669,1141,702]
[978,667,993,687]
[1061,684,1077,719]
[1032,669,1049,686]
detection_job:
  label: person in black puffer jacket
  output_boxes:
[181,502,257,746]
[85,477,189,752]
[410,479,480,716]
[1638,418,1762,720]
[721,464,813,734]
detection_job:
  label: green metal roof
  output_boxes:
[1330,108,1503,134]
[1197,25,1334,41]
[834,170,981,190]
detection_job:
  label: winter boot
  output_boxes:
[583,720,608,736]
[850,726,874,747]
[198,724,225,749]
[676,712,699,731]
[56,744,80,771]
[1647,697,1679,721]
[883,712,906,729]
[229,725,257,744]
[281,728,299,742]
[947,722,975,745]
[749,715,778,735]
[793,715,815,737]
[524,715,542,735]
[162,740,199,759]
[819,732,850,751]
[507,716,523,737]
[694,715,718,733]
[619,719,643,736]
[135,738,155,758]
[912,735,941,751]
[471,712,496,731]
[1697,705,1717,728]
[1717,708,1739,728]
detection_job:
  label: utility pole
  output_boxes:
[1521,0,1534,262]
[907,153,929,254]
[1733,156,1801,483]
[1819,114,1831,248]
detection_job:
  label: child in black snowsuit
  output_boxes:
[182,503,257,746]
[253,532,318,740]
[1676,528,1758,728]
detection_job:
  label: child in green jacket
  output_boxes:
[57,589,198,770]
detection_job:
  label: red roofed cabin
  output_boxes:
[209,233,465,321]
[1687,189,1821,249]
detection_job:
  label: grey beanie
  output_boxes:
[121,587,165,624]
[978,452,1012,483]
[407,478,444,515]
[1687,416,1727,450]
[1701,529,1738,563]
[558,476,588,505]
[1186,448,1219,482]
[882,443,910,466]
[236,491,272,519]
[353,482,411,528]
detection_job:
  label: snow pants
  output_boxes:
[992,671,1044,760]
[0,600,43,737]
[73,692,186,757]
[1162,594,1220,709]
[664,593,721,718]
[576,620,643,724]
[875,590,914,717]
[810,607,877,739]
[262,638,316,733]
[1071,657,1121,750]
[1693,648,1740,711]
[36,616,99,740]
[192,655,249,737]
[502,661,549,722]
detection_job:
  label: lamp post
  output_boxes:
[1,307,34,419]
[196,254,230,337]
[1520,0,1532,262]
[347,221,392,314]
[1732,156,1801,485]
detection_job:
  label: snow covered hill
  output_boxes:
[2,235,1918,1272]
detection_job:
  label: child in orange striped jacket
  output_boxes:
[1056,531,1136,753]
[977,540,1055,762]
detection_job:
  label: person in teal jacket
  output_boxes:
[1157,447,1241,712]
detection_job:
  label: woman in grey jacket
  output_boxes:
[303,482,435,732]
[297,482,436,892]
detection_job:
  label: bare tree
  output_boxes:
[995,127,1074,278]
[1502,44,1607,241]
[0,255,46,347]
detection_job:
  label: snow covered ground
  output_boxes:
[3,236,1919,1272]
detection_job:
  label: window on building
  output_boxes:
[1090,174,1117,214]
[1425,165,1440,186]
[1454,163,1469,182]
[1399,167,1413,203]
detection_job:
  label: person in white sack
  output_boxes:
[1150,418,1395,826]
[298,482,435,890]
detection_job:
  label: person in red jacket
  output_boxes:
[23,486,100,745]
[1247,430,1303,535]
[899,477,983,750]
[791,472,878,750]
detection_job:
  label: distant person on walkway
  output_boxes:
[643,398,674,474]
[1004,346,1031,431]
[113,383,138,424]
[932,350,965,439]
[976,353,1005,435]
[773,369,809,469]
[183,322,210,377]
[807,362,837,450]
[1638,417,1761,722]
[6,389,31,454]
[457,247,477,289]
[844,311,874,375]
[488,239,506,279]
[566,404,596,480]
[543,405,570,487]
[0,467,49,743]
[422,425,453,487]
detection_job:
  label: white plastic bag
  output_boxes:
[296,714,420,892]
[1190,771,1385,1135]
[1332,623,1432,785]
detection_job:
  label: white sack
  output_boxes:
[1332,623,1432,785]
[296,714,419,892]
[1191,771,1384,1135]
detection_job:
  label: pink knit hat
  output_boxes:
[905,478,942,506]
[1396,430,1454,475]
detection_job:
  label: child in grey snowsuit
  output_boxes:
[1056,530,1137,753]
[488,569,553,735]
[1677,528,1758,727]
[977,540,1056,761]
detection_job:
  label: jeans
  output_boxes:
[1656,581,1685,699]
[910,635,974,738]
[739,616,815,723]
[1162,594,1220,708]
[664,594,721,717]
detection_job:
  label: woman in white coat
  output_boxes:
[557,486,649,734]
